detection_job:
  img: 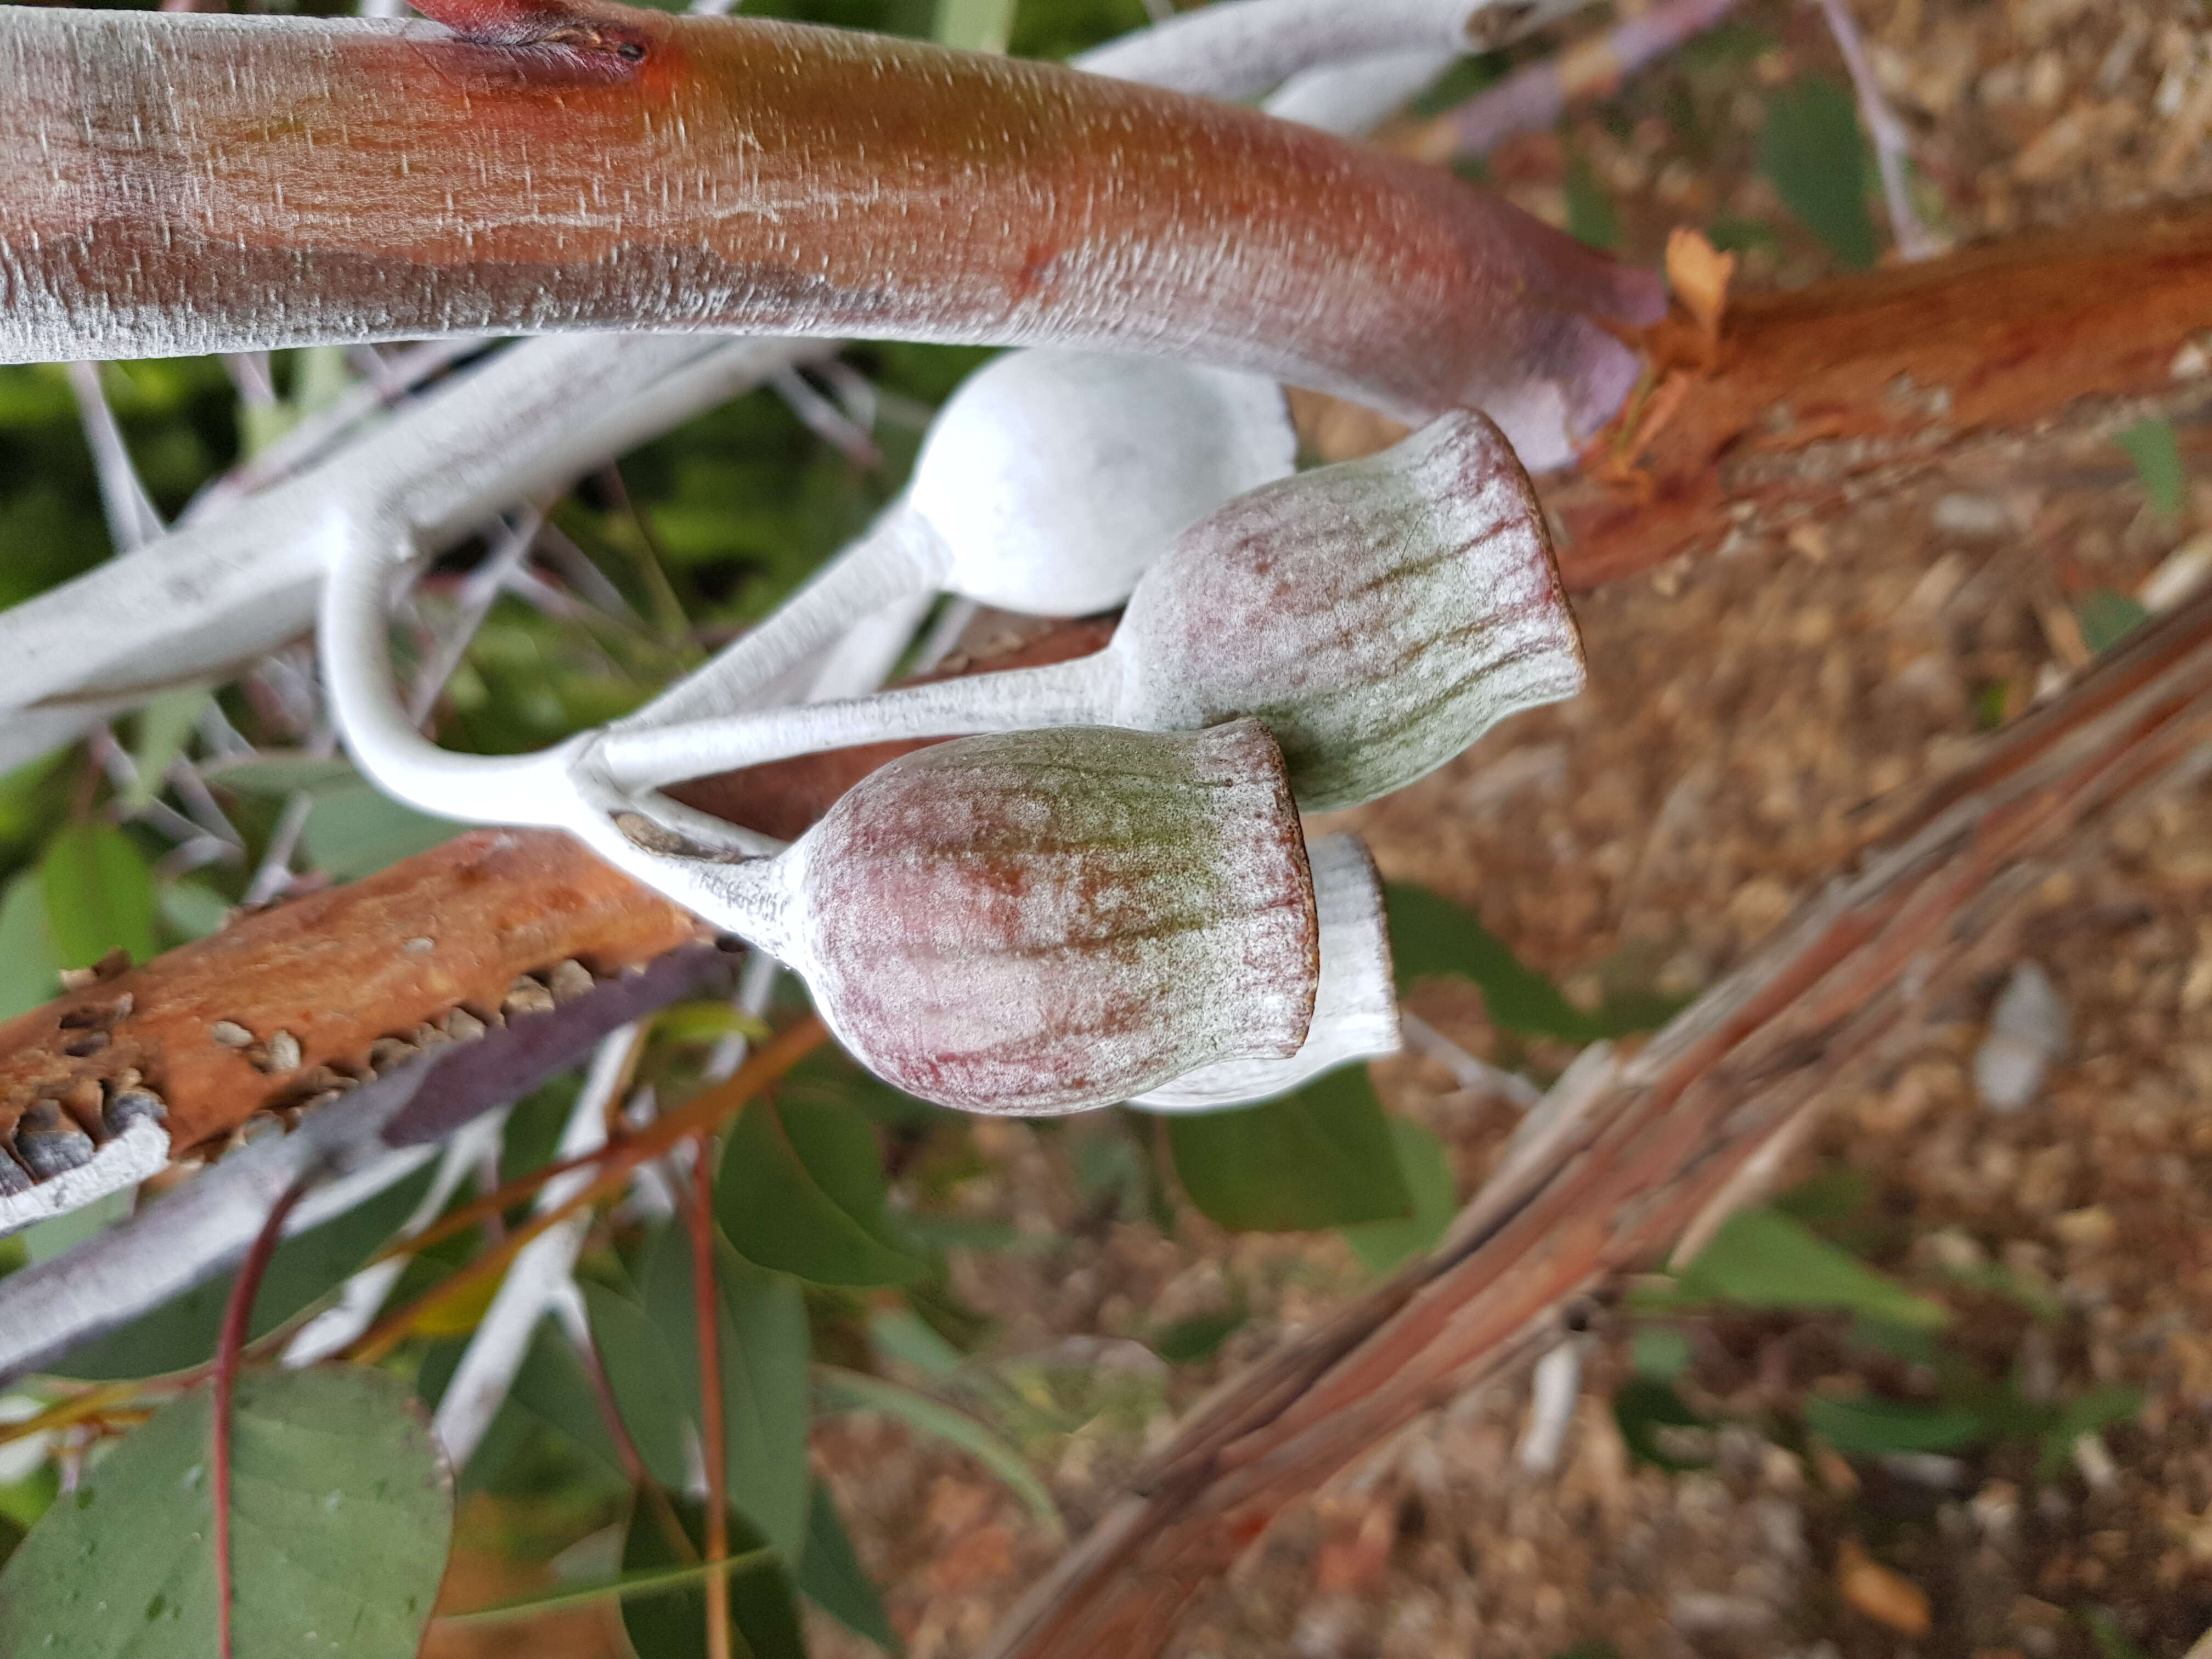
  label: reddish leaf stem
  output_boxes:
[210,1172,317,1659]
[687,1139,734,1659]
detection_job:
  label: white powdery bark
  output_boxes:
[1075,0,1595,99]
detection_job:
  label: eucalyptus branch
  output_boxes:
[1,5,1662,468]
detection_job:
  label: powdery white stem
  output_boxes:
[433,1026,639,1468]
[1075,0,1597,99]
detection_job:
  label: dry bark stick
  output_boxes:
[979,543,2212,1659]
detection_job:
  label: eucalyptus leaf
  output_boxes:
[580,1280,694,1493]
[0,871,58,1022]
[1802,1394,1983,1457]
[55,1165,436,1380]
[1759,76,1877,269]
[0,1368,452,1659]
[40,821,158,972]
[799,1481,901,1654]
[622,1496,805,1659]
[1612,1375,1712,1472]
[298,782,459,879]
[641,1226,813,1563]
[1385,882,1644,1041]
[717,1095,925,1286]
[123,690,208,811]
[2114,417,2187,518]
[1341,1116,1457,1273]
[1675,1207,1949,1330]
[817,1365,1058,1531]
[934,0,1016,52]
[1167,1065,1410,1233]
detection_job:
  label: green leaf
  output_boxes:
[2114,417,2187,518]
[580,1280,695,1493]
[1564,152,1622,251]
[1675,1208,1949,1330]
[207,756,362,798]
[717,1096,925,1287]
[1759,76,1877,269]
[504,1320,627,1485]
[1611,1376,1712,1472]
[0,871,59,1022]
[1150,1306,1246,1366]
[1802,1394,1983,1457]
[1341,1117,1457,1273]
[641,1227,813,1564]
[0,1367,452,1659]
[55,1164,436,1380]
[40,821,159,972]
[621,1496,806,1659]
[1629,1325,1693,1382]
[1385,883,1638,1041]
[442,1545,778,1624]
[817,1366,1059,1533]
[799,1481,901,1654]
[1167,1066,1410,1233]
[2077,589,2150,656]
[297,783,459,879]
[123,690,208,811]
[934,0,1016,53]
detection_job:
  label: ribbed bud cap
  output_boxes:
[790,720,1318,1115]
[1118,409,1582,812]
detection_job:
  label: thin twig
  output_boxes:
[64,362,165,552]
[341,1017,826,1367]
[212,1171,320,1659]
[687,1141,733,1659]
[1429,0,1747,159]
[1810,0,1943,260]
[407,508,545,727]
[1398,1008,1543,1109]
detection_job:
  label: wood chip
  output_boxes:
[1837,1540,1931,1636]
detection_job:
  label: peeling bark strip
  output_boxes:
[978,558,2212,1659]
[1551,202,2212,588]
[0,5,1660,462]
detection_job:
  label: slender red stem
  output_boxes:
[686,1139,733,1659]
[211,1174,317,1659]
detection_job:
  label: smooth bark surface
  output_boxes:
[0,4,1659,463]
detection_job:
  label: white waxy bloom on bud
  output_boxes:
[1128,833,1398,1113]
[597,408,1582,815]
[618,349,1296,731]
[635,721,1321,1115]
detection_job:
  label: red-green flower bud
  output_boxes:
[1115,408,1581,812]
[693,720,1318,1115]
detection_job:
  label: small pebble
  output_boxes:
[209,1019,255,1048]
[262,1030,302,1074]
[402,936,436,955]
[443,1008,488,1042]
[1974,962,2069,1113]
[0,1154,30,1196]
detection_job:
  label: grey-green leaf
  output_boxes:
[1759,76,1877,269]
[0,871,59,1022]
[40,821,158,972]
[716,1096,925,1287]
[799,1481,901,1654]
[0,1367,452,1659]
[1167,1066,1411,1233]
[1675,1207,1949,1330]
[1341,1117,1457,1273]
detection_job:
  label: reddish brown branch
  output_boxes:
[978,579,2212,1659]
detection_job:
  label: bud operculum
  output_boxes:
[1118,409,1583,812]
[1130,832,1397,1113]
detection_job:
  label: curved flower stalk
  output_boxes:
[623,349,1296,732]
[1129,833,1399,1113]
[0,3,1661,469]
[595,409,1583,815]
[639,723,1319,1114]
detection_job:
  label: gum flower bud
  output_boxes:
[663,720,1319,1115]
[1130,833,1398,1113]
[600,408,1582,815]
